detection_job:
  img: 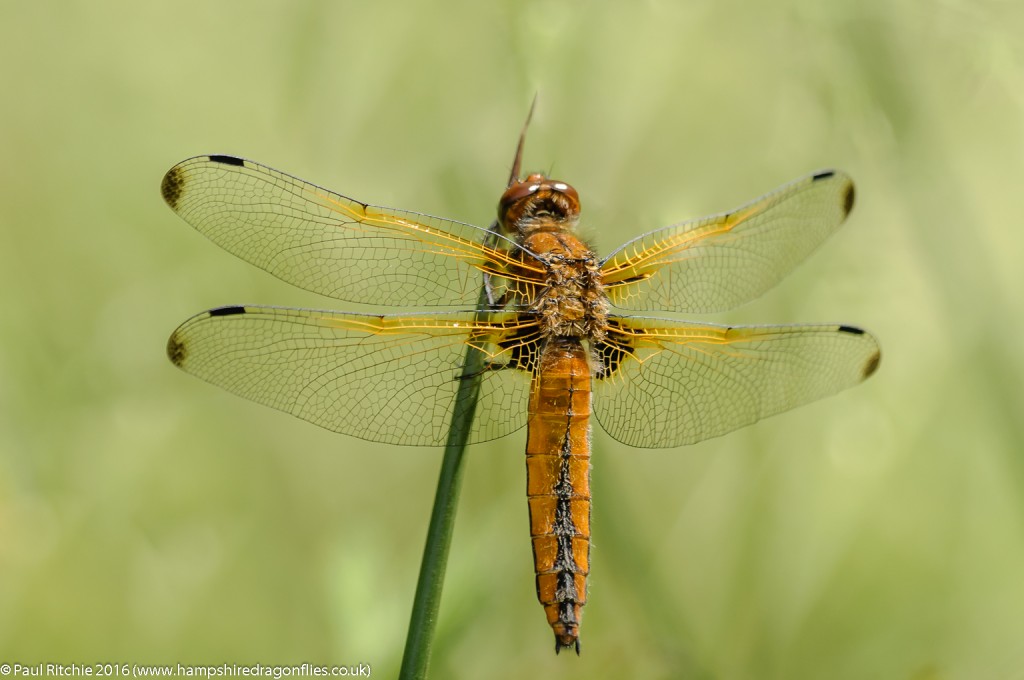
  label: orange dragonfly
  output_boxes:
[162,123,880,655]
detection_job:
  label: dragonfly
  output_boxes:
[162,116,880,655]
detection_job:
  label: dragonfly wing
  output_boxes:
[593,316,880,448]
[167,306,537,446]
[600,171,855,313]
[162,155,540,307]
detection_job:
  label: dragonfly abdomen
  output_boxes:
[526,337,592,654]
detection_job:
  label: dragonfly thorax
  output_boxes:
[524,233,609,342]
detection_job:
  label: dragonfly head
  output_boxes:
[498,173,581,235]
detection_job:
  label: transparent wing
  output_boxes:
[161,155,542,307]
[167,306,539,446]
[593,316,880,448]
[600,170,855,313]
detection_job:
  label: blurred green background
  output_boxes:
[2,1,1023,678]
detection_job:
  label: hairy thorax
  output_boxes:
[521,230,609,342]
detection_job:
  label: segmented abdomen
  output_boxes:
[526,337,592,654]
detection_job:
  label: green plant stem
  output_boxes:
[398,289,491,679]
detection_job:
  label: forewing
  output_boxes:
[167,306,536,445]
[161,155,540,307]
[601,171,855,313]
[593,316,880,448]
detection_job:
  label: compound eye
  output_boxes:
[551,181,580,208]
[498,180,541,213]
